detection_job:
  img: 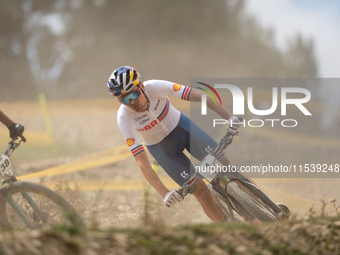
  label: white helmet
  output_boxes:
[107,66,141,96]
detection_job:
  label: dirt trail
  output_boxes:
[1,99,339,229]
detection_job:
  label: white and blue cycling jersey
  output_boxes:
[117,80,224,185]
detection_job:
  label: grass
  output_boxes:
[2,194,340,255]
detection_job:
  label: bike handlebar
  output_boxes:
[214,117,243,154]
[4,137,24,156]
[18,134,26,143]
[176,129,238,199]
[172,117,243,202]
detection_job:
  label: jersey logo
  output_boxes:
[137,120,158,131]
[205,145,213,153]
[180,171,189,179]
[126,138,135,147]
[173,84,181,92]
[154,99,161,110]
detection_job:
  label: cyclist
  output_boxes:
[0,110,26,142]
[107,66,242,222]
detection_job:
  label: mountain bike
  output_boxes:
[176,131,290,223]
[0,137,82,231]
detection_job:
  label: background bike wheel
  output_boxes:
[226,182,279,222]
[0,182,82,231]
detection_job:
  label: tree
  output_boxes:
[285,33,318,78]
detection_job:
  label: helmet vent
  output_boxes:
[126,84,133,91]
[107,66,140,95]
[132,70,137,81]
[126,69,131,85]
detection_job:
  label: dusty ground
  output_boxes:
[1,99,340,230]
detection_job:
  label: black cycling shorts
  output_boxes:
[147,113,224,186]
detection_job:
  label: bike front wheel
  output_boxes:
[0,181,82,231]
[226,182,279,222]
[207,183,244,222]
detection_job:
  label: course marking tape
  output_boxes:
[17,145,131,180]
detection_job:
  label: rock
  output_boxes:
[208,244,229,255]
[114,233,129,248]
[235,245,248,253]
[333,221,340,227]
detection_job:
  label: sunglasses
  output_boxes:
[118,90,141,105]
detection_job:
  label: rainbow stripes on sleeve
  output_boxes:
[181,87,192,101]
[131,144,144,156]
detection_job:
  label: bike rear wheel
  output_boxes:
[0,182,82,231]
[226,182,279,222]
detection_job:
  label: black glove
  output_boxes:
[9,123,26,142]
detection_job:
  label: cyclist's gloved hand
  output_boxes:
[164,190,183,207]
[9,123,26,142]
[226,116,243,136]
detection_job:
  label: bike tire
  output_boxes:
[0,182,82,231]
[226,182,278,222]
[207,184,244,222]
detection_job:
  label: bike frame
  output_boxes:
[176,131,281,221]
[0,139,47,227]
